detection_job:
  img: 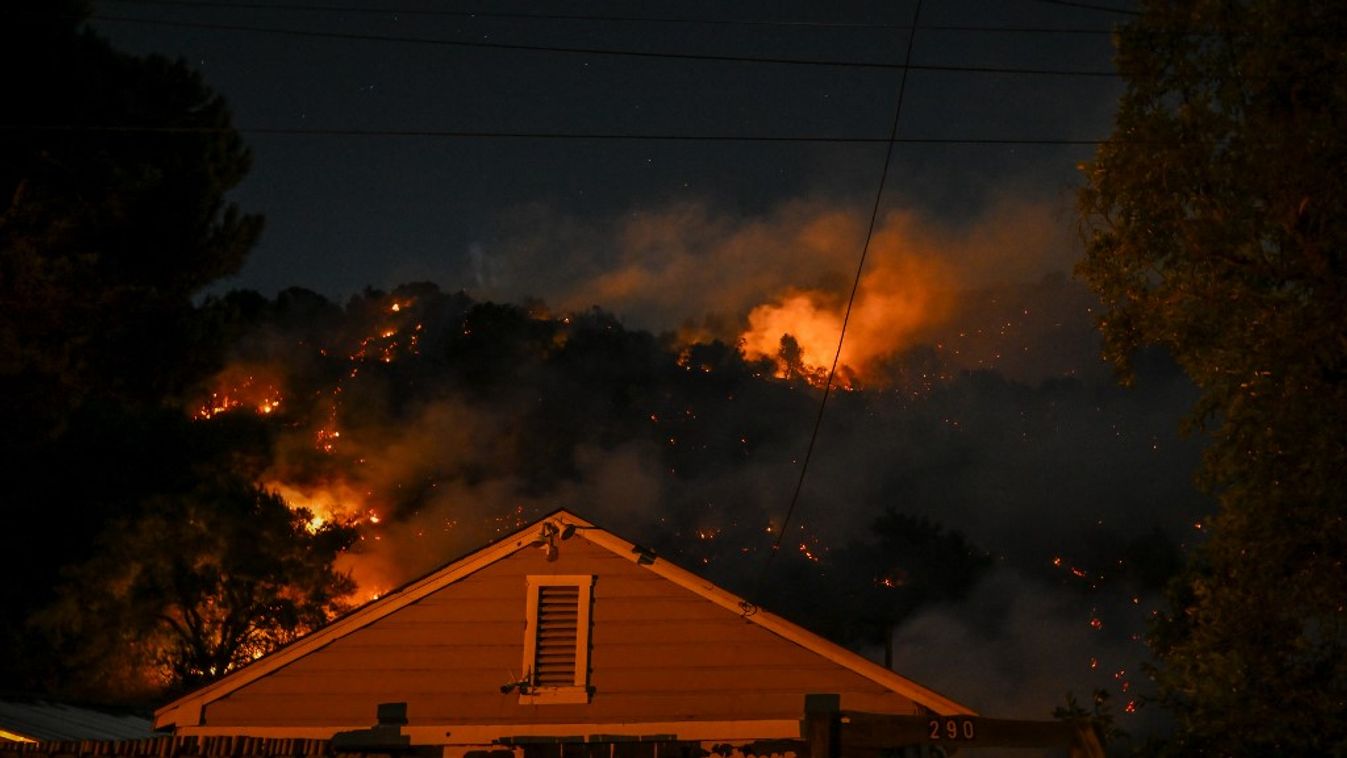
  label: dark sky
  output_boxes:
[91,0,1129,306]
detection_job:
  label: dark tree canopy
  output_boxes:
[1,2,262,417]
[840,510,992,654]
[1077,0,1347,751]
[0,3,275,699]
[38,477,356,702]
[748,508,992,658]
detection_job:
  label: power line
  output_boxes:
[77,13,1123,76]
[0,123,1110,144]
[100,0,1120,34]
[101,2,1347,38]
[767,0,925,570]
[104,0,912,27]
[1026,0,1141,16]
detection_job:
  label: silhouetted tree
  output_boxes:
[862,510,992,665]
[782,509,992,662]
[0,2,263,689]
[38,477,355,701]
[778,334,807,383]
[1053,689,1125,749]
[445,301,559,393]
[1077,0,1347,750]
[1,1,261,421]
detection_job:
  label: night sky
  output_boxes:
[92,0,1125,303]
[80,0,1204,726]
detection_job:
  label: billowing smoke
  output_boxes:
[466,194,1078,384]
[889,568,1165,728]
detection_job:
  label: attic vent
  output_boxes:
[534,585,580,686]
[521,575,593,704]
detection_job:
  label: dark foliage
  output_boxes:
[37,477,355,702]
[1,3,261,418]
[1078,0,1347,750]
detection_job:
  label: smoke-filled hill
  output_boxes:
[181,281,1205,721]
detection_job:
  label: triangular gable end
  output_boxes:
[155,509,973,741]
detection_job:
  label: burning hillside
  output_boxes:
[737,251,952,387]
[175,279,1206,721]
[466,197,1078,386]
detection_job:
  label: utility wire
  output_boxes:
[0,123,1111,144]
[76,13,1122,76]
[100,0,1120,34]
[78,12,1339,78]
[93,2,1347,38]
[765,0,926,572]
[1026,0,1141,16]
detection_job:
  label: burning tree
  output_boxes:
[39,476,355,701]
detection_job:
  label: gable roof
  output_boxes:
[155,509,973,729]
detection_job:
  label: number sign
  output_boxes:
[927,717,976,741]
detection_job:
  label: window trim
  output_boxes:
[520,574,593,705]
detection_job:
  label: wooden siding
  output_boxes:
[202,537,919,729]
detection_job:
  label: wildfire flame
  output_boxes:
[316,427,342,454]
[194,368,284,420]
[266,480,369,533]
[737,252,952,387]
[265,479,396,600]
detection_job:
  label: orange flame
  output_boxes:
[266,479,394,601]
[266,480,367,532]
[737,251,952,386]
[194,367,284,420]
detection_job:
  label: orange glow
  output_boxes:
[194,367,284,420]
[266,480,368,533]
[316,427,342,454]
[266,479,394,599]
[737,253,952,386]
[340,298,423,363]
[741,293,843,382]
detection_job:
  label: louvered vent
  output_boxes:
[533,584,581,687]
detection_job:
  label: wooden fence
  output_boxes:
[1,737,341,758]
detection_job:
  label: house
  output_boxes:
[152,510,1101,757]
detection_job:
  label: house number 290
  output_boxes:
[928,717,976,741]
